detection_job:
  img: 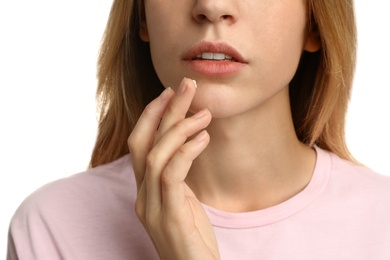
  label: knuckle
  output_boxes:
[170,121,190,138]
[166,102,185,117]
[142,102,162,122]
[177,145,187,156]
[145,213,158,230]
[175,146,190,161]
[143,102,156,116]
[134,198,145,221]
[166,102,178,114]
[176,146,195,164]
[145,152,158,170]
[127,134,137,152]
[160,170,176,188]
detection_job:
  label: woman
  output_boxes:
[8,0,390,259]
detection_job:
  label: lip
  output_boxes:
[183,41,248,63]
[182,41,248,76]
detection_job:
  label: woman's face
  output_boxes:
[141,0,319,118]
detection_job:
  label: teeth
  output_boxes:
[195,53,234,61]
[212,53,226,60]
[202,52,214,59]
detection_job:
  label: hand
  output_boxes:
[128,78,220,260]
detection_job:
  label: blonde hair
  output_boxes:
[90,0,357,167]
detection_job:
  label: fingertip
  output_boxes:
[182,77,198,90]
[159,87,174,101]
[204,108,213,125]
[205,108,212,117]
[194,130,210,143]
[192,79,197,89]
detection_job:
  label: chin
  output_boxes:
[189,96,239,119]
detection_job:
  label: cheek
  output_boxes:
[252,12,307,85]
[147,27,177,87]
[144,5,187,87]
[273,29,306,79]
[144,0,190,49]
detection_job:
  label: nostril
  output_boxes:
[193,13,207,23]
[192,5,236,24]
[194,14,234,23]
[198,14,207,21]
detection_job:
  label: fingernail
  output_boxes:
[194,130,208,142]
[160,87,172,100]
[192,109,208,119]
[192,80,197,89]
[177,79,187,95]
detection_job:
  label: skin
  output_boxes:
[129,0,321,258]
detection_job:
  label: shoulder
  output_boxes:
[14,154,136,216]
[303,149,390,248]
[8,155,157,259]
[317,148,390,217]
[327,150,390,193]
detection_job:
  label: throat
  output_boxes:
[186,142,316,213]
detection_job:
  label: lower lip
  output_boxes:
[185,60,246,76]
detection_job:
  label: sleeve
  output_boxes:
[6,195,65,260]
[7,229,18,260]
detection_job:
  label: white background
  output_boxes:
[0,0,389,256]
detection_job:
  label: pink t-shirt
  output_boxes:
[7,147,390,259]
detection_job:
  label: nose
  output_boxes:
[192,0,237,25]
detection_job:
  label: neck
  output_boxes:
[185,88,316,212]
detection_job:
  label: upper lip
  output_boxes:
[183,41,248,63]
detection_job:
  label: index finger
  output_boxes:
[128,87,174,190]
[154,77,197,145]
